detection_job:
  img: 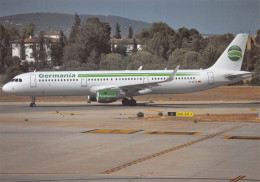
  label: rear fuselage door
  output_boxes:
[207,72,214,85]
[30,74,37,87]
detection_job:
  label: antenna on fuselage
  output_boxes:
[34,69,36,72]
[165,67,167,70]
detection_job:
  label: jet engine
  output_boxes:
[96,90,119,103]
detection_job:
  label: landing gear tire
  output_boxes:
[30,97,36,107]
[30,103,36,107]
[122,98,129,106]
[129,99,136,106]
[122,98,137,106]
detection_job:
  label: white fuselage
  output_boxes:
[2,69,251,97]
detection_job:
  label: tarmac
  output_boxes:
[0,101,260,181]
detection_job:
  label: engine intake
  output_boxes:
[96,90,118,103]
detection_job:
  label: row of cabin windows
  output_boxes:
[87,77,143,81]
[87,76,196,81]
[38,76,197,82]
[39,79,78,82]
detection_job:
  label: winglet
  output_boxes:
[138,66,143,70]
[166,65,180,82]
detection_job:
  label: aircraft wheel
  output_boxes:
[122,98,129,106]
[30,103,36,107]
[129,99,137,106]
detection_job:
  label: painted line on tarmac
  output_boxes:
[143,131,201,135]
[230,175,246,182]
[101,125,244,174]
[224,136,260,140]
[82,129,143,134]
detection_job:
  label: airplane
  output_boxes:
[2,34,252,107]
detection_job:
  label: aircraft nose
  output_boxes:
[2,83,12,93]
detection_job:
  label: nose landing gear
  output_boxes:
[30,97,36,107]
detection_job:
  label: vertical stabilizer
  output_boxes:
[209,34,248,71]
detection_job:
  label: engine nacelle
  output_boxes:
[87,95,97,103]
[96,90,118,103]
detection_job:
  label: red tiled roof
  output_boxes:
[11,38,59,44]
[44,31,60,35]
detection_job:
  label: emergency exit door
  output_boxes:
[81,75,87,87]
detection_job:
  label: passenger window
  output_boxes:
[19,79,22,82]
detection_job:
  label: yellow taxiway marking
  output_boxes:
[230,175,246,182]
[101,125,244,174]
[249,108,257,111]
[224,136,260,140]
[83,129,142,134]
[144,131,201,135]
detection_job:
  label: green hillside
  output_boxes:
[0,12,152,36]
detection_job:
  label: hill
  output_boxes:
[0,12,152,36]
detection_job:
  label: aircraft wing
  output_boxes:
[90,65,180,95]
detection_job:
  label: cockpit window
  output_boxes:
[11,78,22,82]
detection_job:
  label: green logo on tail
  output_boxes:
[228,45,242,61]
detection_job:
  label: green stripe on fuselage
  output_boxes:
[78,73,200,77]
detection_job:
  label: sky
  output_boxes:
[0,0,259,34]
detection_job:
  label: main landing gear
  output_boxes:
[30,97,36,107]
[122,97,137,106]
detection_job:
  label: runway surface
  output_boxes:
[0,101,259,181]
[0,101,259,114]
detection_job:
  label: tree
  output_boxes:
[77,17,111,64]
[36,31,48,69]
[137,22,175,60]
[255,29,260,45]
[20,24,35,38]
[59,30,67,48]
[20,36,26,60]
[128,26,133,39]
[115,44,127,56]
[51,30,67,66]
[69,13,81,43]
[99,53,127,70]
[132,39,138,53]
[115,23,121,39]
[0,24,11,73]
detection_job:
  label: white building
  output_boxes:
[10,32,60,62]
[110,37,143,53]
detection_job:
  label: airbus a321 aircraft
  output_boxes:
[2,34,252,107]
